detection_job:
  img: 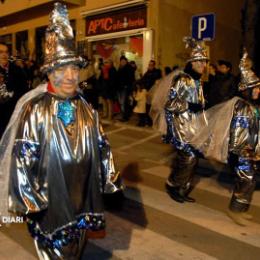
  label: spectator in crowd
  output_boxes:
[206,59,238,108]
[141,60,162,126]
[208,63,217,82]
[162,66,172,77]
[31,66,43,89]
[100,59,117,120]
[172,65,180,72]
[79,56,99,109]
[141,60,162,91]
[133,81,147,127]
[0,42,28,137]
[116,55,135,121]
[0,71,13,103]
[129,60,141,80]
[24,59,36,88]
[204,63,217,103]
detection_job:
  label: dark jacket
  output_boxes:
[116,64,135,92]
[0,62,28,136]
[206,72,238,108]
[141,68,162,90]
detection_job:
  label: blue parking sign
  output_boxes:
[192,13,215,41]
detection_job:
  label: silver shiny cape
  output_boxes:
[0,83,122,233]
[182,97,260,163]
[149,70,181,135]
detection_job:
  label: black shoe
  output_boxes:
[183,195,196,203]
[166,184,184,203]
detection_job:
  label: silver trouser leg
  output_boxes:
[167,149,198,193]
[229,157,256,212]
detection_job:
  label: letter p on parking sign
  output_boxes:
[192,13,215,41]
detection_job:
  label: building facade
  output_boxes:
[0,0,244,73]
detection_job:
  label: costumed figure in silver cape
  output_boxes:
[164,37,208,203]
[0,3,123,259]
[226,50,260,226]
[181,49,260,226]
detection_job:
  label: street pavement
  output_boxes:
[0,118,260,260]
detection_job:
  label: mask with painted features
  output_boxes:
[48,64,79,98]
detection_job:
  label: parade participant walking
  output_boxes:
[165,37,208,203]
[179,49,260,226]
[226,51,260,226]
[0,3,122,259]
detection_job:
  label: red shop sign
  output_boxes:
[86,5,147,36]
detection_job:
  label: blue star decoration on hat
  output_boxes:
[57,100,75,127]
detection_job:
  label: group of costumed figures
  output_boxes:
[151,36,260,227]
[0,2,259,260]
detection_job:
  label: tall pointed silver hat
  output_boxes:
[41,2,87,74]
[183,36,208,63]
[238,48,260,91]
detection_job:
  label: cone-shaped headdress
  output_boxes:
[183,36,208,63]
[41,2,87,74]
[238,49,260,91]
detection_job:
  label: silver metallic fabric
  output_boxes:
[149,70,182,135]
[6,87,122,252]
[238,49,260,91]
[0,84,47,218]
[34,230,86,260]
[229,99,259,157]
[165,72,204,190]
[183,36,208,62]
[181,97,240,163]
[229,99,259,211]
[41,2,86,74]
[167,149,198,191]
[165,72,205,148]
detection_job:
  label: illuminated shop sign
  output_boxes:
[86,5,147,36]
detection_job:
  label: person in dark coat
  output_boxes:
[100,59,117,120]
[206,60,238,108]
[116,56,135,121]
[141,60,162,126]
[0,42,28,137]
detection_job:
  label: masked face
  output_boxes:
[48,64,79,97]
[191,60,207,75]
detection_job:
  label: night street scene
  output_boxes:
[0,0,260,259]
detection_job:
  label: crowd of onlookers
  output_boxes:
[80,55,239,128]
[80,56,175,127]
[0,41,240,137]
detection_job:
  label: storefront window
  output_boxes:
[35,26,47,65]
[0,34,12,53]
[91,34,143,74]
[15,30,28,59]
